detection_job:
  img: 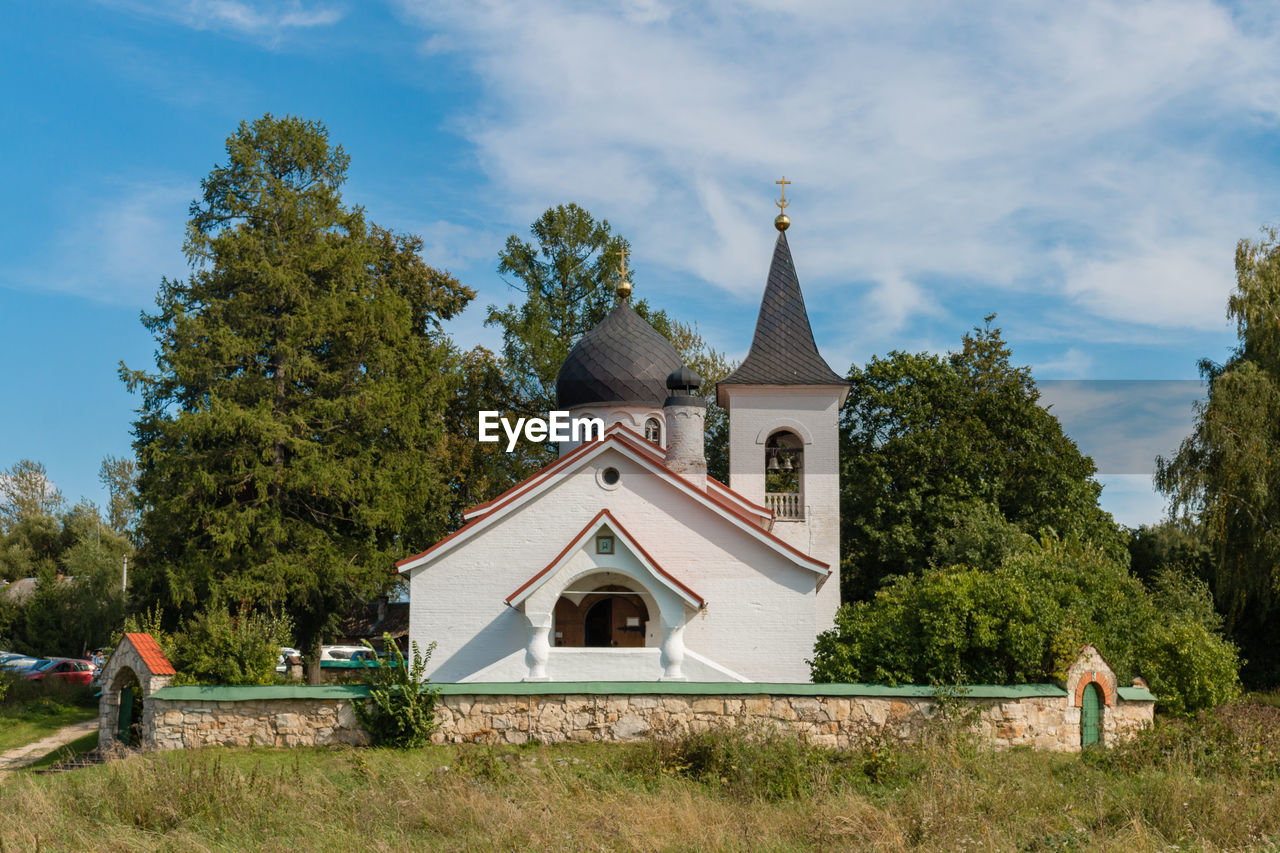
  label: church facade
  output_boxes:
[399,216,849,683]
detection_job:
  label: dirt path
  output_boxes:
[0,718,99,771]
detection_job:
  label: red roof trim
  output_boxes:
[504,509,608,603]
[395,515,484,569]
[461,437,601,520]
[604,432,828,572]
[399,429,827,575]
[707,475,772,516]
[505,509,705,606]
[606,512,705,605]
[124,632,176,675]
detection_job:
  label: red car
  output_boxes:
[25,658,96,685]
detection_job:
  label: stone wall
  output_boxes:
[430,691,1148,752]
[146,683,1155,753]
[146,695,369,750]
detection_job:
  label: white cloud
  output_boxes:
[1095,474,1170,528]
[392,0,1280,336]
[1033,348,1094,379]
[96,0,343,38]
[14,180,193,305]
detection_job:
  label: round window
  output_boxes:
[601,467,621,485]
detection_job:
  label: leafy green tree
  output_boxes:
[1127,521,1213,589]
[120,115,474,679]
[812,534,1240,714]
[442,346,547,524]
[0,483,129,656]
[840,317,1121,601]
[99,455,139,537]
[1156,227,1280,687]
[0,511,62,582]
[488,203,632,419]
[0,459,63,534]
[486,204,731,474]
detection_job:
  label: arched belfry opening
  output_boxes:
[765,430,804,520]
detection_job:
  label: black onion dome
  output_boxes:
[556,300,683,409]
[666,366,702,391]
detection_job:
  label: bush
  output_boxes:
[353,634,439,748]
[814,534,1241,713]
[1091,697,1280,779]
[169,602,292,686]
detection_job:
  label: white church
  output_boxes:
[398,209,849,683]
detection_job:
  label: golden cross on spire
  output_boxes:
[615,245,633,300]
[774,177,792,232]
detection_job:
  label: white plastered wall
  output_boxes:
[721,385,844,632]
[557,405,665,456]
[406,447,823,683]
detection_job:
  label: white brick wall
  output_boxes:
[720,385,844,632]
[407,446,825,683]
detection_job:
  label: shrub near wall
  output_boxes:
[814,535,1240,713]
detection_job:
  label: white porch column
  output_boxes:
[659,620,687,681]
[524,620,552,681]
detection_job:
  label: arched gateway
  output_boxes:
[97,633,176,750]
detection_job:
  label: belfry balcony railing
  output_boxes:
[766,492,804,521]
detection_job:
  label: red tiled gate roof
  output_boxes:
[125,632,176,675]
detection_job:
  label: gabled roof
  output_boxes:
[718,232,847,400]
[395,428,828,576]
[124,632,176,676]
[506,509,705,608]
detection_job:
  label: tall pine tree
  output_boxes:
[122,115,473,677]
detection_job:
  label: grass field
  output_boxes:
[0,703,97,753]
[0,697,1277,852]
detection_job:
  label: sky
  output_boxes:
[3,0,1278,528]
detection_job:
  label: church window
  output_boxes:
[601,467,621,486]
[765,430,804,520]
[644,417,662,445]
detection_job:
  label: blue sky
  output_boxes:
[4,0,1277,527]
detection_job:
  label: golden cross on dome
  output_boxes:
[615,246,633,299]
[775,176,791,213]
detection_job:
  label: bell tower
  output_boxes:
[716,187,849,630]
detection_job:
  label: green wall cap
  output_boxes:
[152,685,371,701]
[1116,686,1156,702]
[151,682,1069,702]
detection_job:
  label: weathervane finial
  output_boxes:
[775,177,791,232]
[616,246,633,300]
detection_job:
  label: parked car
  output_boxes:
[275,647,302,674]
[319,645,368,662]
[25,658,96,685]
[0,654,42,672]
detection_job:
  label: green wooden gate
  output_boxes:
[1081,682,1102,747]
[117,686,134,743]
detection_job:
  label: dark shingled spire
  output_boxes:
[718,232,847,397]
[556,300,683,409]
